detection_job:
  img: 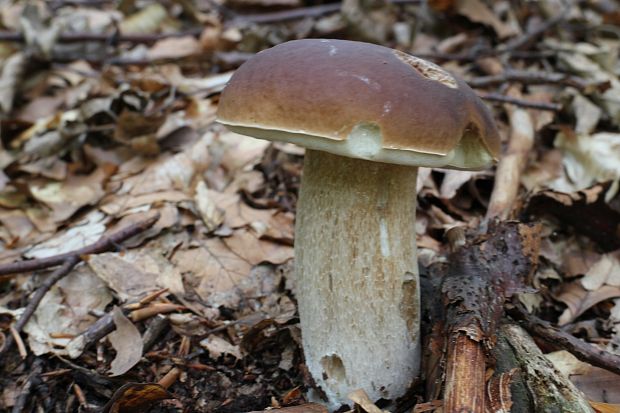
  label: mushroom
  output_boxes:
[216,39,500,409]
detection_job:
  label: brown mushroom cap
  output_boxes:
[217,39,500,169]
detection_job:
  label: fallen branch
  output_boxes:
[507,302,620,376]
[0,29,202,44]
[0,214,159,359]
[479,92,562,112]
[228,0,420,25]
[498,8,568,53]
[440,222,541,413]
[468,69,605,93]
[0,214,159,277]
[10,359,44,413]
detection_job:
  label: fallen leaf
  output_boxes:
[581,252,620,291]
[108,307,143,376]
[25,210,108,259]
[147,36,201,60]
[0,52,25,112]
[555,280,620,325]
[439,169,475,199]
[546,350,620,404]
[29,165,115,223]
[173,233,291,308]
[88,250,185,302]
[572,93,602,135]
[23,263,113,356]
[456,0,517,39]
[102,382,173,413]
[120,4,168,34]
[200,335,243,360]
[590,401,620,413]
[551,131,620,195]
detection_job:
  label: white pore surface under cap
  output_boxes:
[222,121,493,170]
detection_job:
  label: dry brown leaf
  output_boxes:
[15,95,64,123]
[173,239,252,308]
[147,36,201,60]
[29,165,115,223]
[551,131,620,195]
[581,251,620,291]
[200,335,243,359]
[547,350,620,404]
[22,263,113,356]
[18,156,67,180]
[217,130,270,172]
[0,52,25,112]
[0,209,35,246]
[88,249,184,302]
[223,229,293,266]
[555,280,620,325]
[120,3,168,34]
[173,231,292,307]
[25,210,108,259]
[103,382,173,413]
[439,169,475,199]
[108,307,143,376]
[456,0,517,39]
[590,401,620,413]
[100,191,190,216]
[114,135,211,197]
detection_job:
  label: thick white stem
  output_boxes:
[295,149,420,409]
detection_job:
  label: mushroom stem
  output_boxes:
[295,149,420,408]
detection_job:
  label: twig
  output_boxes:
[0,215,160,358]
[468,69,599,93]
[11,359,44,413]
[485,87,535,221]
[228,0,421,25]
[479,92,562,112]
[0,214,159,277]
[498,8,568,53]
[0,29,203,44]
[508,302,620,376]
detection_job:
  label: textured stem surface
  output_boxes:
[295,150,420,408]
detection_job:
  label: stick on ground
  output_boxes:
[0,214,159,359]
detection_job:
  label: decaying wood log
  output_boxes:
[439,222,541,413]
[423,221,599,413]
[493,324,594,413]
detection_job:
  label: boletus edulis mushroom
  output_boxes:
[216,39,500,409]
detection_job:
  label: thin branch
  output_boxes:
[508,302,620,376]
[0,29,203,44]
[0,215,159,358]
[0,259,79,358]
[11,359,44,413]
[0,214,159,277]
[468,69,603,93]
[228,0,421,25]
[479,92,562,111]
[498,8,569,53]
